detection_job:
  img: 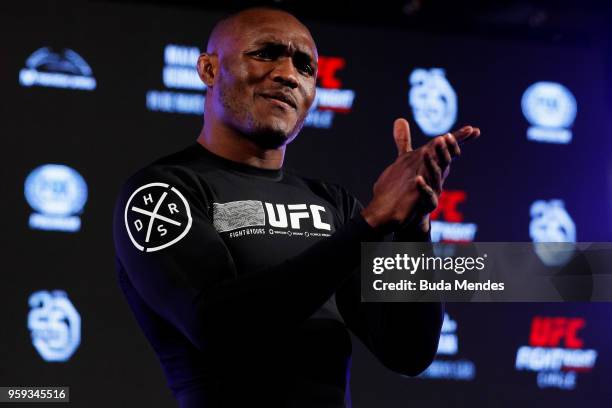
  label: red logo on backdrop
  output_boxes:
[431,190,466,223]
[430,191,476,242]
[317,56,345,89]
[515,316,597,390]
[305,56,355,128]
[529,317,585,349]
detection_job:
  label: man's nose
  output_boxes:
[271,58,299,89]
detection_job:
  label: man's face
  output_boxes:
[210,12,318,149]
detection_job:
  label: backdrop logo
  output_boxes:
[430,191,477,243]
[27,290,81,362]
[416,313,475,381]
[124,182,193,252]
[530,199,576,266]
[146,44,206,115]
[305,56,355,129]
[515,316,597,390]
[522,81,577,144]
[19,47,96,90]
[25,164,88,232]
[409,68,457,136]
[212,200,332,238]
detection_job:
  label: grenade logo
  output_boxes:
[409,68,458,136]
[529,200,576,266]
[27,290,81,362]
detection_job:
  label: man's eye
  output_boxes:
[294,57,314,76]
[298,63,314,76]
[252,49,274,59]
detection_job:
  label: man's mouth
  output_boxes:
[258,92,298,110]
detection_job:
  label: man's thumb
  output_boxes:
[393,118,413,156]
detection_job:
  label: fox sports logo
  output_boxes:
[522,82,576,129]
[409,68,457,136]
[25,164,87,216]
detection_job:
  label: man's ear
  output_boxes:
[197,53,218,87]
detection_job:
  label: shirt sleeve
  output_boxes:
[334,190,444,376]
[113,165,383,352]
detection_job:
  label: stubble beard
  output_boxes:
[219,82,301,150]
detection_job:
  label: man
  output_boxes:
[113,7,480,407]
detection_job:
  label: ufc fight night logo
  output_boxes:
[124,182,193,252]
[515,316,598,390]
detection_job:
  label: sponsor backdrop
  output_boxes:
[2,1,611,407]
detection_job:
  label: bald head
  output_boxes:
[206,7,316,56]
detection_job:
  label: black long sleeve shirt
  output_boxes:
[112,142,443,407]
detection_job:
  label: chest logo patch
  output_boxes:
[213,200,265,233]
[213,200,332,238]
[124,182,192,252]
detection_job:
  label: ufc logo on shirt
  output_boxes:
[265,203,331,230]
[212,200,331,233]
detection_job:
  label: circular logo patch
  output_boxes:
[124,182,192,252]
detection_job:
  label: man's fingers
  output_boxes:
[416,175,434,196]
[444,133,461,158]
[416,176,438,213]
[393,118,413,156]
[425,154,443,194]
[450,126,472,144]
[451,125,481,145]
[461,126,481,143]
[470,127,481,141]
[435,139,452,169]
